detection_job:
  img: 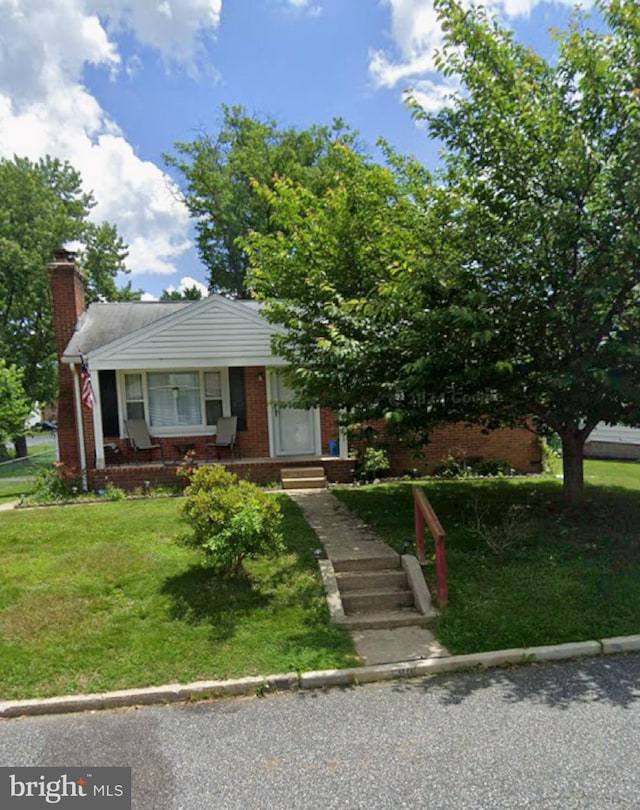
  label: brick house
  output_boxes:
[49,249,541,490]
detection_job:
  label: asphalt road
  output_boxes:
[1,655,639,809]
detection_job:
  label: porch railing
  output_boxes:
[412,485,448,607]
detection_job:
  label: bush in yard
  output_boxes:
[180,465,284,577]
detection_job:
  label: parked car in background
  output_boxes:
[34,421,57,432]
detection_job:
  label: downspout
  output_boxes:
[70,362,88,491]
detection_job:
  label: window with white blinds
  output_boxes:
[122,369,229,431]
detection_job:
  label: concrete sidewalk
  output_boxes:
[0,500,19,511]
[287,489,448,666]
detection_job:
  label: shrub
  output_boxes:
[473,459,513,477]
[433,454,513,479]
[352,445,391,483]
[176,449,198,489]
[103,483,126,501]
[433,453,470,479]
[180,465,283,577]
[26,462,81,503]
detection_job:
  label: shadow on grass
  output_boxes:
[160,565,271,643]
[390,654,640,710]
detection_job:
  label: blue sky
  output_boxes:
[0,0,586,299]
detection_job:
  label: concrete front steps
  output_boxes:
[334,556,431,630]
[281,467,327,490]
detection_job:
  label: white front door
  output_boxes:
[270,371,320,456]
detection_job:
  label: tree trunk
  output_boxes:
[559,430,585,505]
[13,435,27,459]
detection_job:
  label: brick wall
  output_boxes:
[320,408,340,455]
[48,249,86,472]
[388,423,541,475]
[88,458,354,490]
[239,367,271,458]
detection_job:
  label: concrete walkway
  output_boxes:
[287,489,449,666]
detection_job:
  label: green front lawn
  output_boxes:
[334,460,640,655]
[0,495,356,699]
[0,478,30,503]
[584,458,640,489]
[0,439,56,481]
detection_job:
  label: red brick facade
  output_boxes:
[49,249,86,471]
[388,423,541,475]
[49,253,541,490]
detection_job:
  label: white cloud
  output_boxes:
[281,0,323,16]
[370,0,593,109]
[0,0,220,277]
[93,0,222,64]
[163,276,210,296]
[404,78,455,113]
[369,0,442,90]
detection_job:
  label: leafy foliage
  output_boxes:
[26,462,82,503]
[0,361,30,442]
[80,221,138,303]
[246,0,640,503]
[166,104,358,297]
[180,465,283,577]
[0,156,132,407]
[160,285,203,300]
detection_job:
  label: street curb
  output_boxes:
[1,636,637,720]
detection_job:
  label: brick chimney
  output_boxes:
[49,247,85,361]
[48,248,86,470]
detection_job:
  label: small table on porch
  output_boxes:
[103,442,122,465]
[172,442,196,463]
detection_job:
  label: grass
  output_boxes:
[0,440,57,503]
[0,439,56,481]
[0,478,30,503]
[334,459,640,656]
[0,495,356,699]
[584,458,640,489]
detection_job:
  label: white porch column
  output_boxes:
[92,369,105,469]
[70,363,88,491]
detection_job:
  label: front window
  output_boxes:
[125,373,144,420]
[205,371,223,425]
[148,372,201,427]
[122,369,229,433]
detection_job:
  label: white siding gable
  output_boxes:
[89,295,286,370]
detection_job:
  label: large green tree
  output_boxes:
[246,0,640,504]
[80,221,140,303]
[0,155,133,438]
[165,104,357,297]
[0,361,31,446]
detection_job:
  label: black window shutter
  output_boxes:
[99,370,120,437]
[229,368,247,431]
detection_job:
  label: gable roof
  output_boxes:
[64,302,190,358]
[63,294,286,370]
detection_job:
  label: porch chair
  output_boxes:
[125,419,166,464]
[205,416,238,460]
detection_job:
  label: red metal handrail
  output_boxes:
[412,485,448,607]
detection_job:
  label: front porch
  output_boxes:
[88,455,354,491]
